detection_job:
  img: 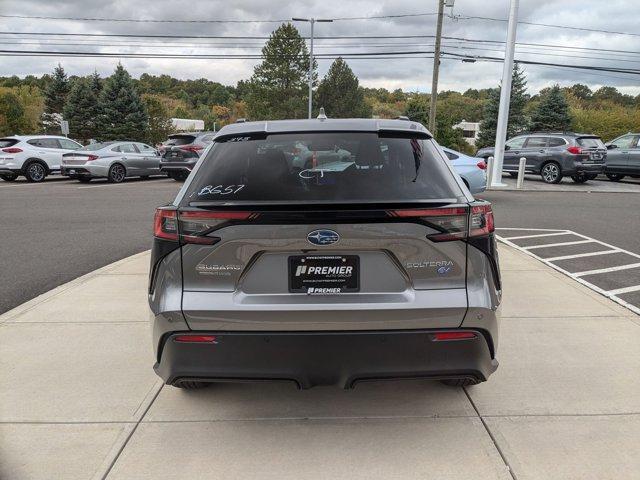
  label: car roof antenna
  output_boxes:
[317,107,327,120]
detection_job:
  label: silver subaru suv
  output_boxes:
[149,118,501,390]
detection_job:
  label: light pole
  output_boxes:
[292,17,333,119]
[428,0,445,134]
[488,0,519,188]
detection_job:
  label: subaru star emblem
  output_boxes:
[307,229,340,246]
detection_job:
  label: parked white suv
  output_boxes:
[0,135,83,182]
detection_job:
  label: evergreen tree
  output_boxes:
[530,84,572,131]
[316,58,371,118]
[63,78,100,142]
[97,64,148,141]
[89,70,102,96]
[476,64,529,148]
[0,91,29,135]
[142,95,173,146]
[41,64,69,133]
[247,23,315,120]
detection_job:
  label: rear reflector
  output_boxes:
[2,147,22,153]
[432,331,477,341]
[174,335,217,343]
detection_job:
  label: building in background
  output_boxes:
[171,118,204,132]
[453,120,480,146]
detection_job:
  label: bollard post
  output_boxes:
[516,157,526,189]
[485,156,494,190]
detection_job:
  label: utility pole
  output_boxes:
[292,17,333,119]
[428,0,445,133]
[488,0,519,188]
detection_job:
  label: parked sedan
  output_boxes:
[604,133,640,181]
[61,141,161,183]
[441,147,487,194]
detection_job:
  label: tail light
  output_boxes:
[431,331,477,341]
[174,335,217,343]
[388,203,494,242]
[567,146,582,155]
[153,208,178,241]
[477,161,486,170]
[2,147,22,153]
[86,154,99,161]
[180,145,203,153]
[154,208,259,244]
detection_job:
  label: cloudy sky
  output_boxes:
[1,0,639,94]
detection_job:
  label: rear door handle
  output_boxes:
[539,150,545,153]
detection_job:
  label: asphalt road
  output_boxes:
[1,176,638,314]
[0,176,181,314]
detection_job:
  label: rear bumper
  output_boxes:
[154,329,498,389]
[160,160,198,172]
[573,162,604,174]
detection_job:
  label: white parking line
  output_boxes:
[501,231,571,240]
[607,285,640,296]
[495,227,566,232]
[544,250,621,262]
[574,263,640,277]
[524,239,594,250]
[497,228,640,316]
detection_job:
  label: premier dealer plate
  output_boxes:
[289,255,359,294]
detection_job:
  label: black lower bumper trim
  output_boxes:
[155,329,498,389]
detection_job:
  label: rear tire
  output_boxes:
[0,173,18,182]
[108,164,126,183]
[606,173,625,182]
[571,173,590,184]
[24,161,47,183]
[540,162,562,184]
[440,378,480,387]
[174,380,209,390]
[168,171,189,182]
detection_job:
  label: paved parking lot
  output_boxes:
[497,173,640,192]
[497,228,640,314]
[1,244,638,480]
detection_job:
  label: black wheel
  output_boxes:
[169,171,189,182]
[0,173,18,182]
[571,173,590,184]
[24,161,47,182]
[108,164,126,183]
[174,380,209,390]
[606,173,625,182]
[508,172,518,178]
[440,378,480,387]
[540,162,562,184]
[77,177,92,183]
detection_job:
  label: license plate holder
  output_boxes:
[289,255,359,294]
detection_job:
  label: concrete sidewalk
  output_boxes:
[1,246,639,480]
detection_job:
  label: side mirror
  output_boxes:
[606,144,617,150]
[504,145,511,151]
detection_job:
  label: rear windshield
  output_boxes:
[165,135,196,146]
[181,132,463,205]
[577,137,604,148]
[0,138,18,148]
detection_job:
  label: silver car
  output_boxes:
[441,147,487,195]
[149,118,501,390]
[61,141,162,183]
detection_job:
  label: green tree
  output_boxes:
[316,58,371,118]
[0,91,29,135]
[530,84,572,131]
[97,64,148,141]
[41,64,69,133]
[476,64,529,148]
[63,78,100,142]
[247,23,315,120]
[142,95,173,145]
[89,71,102,97]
